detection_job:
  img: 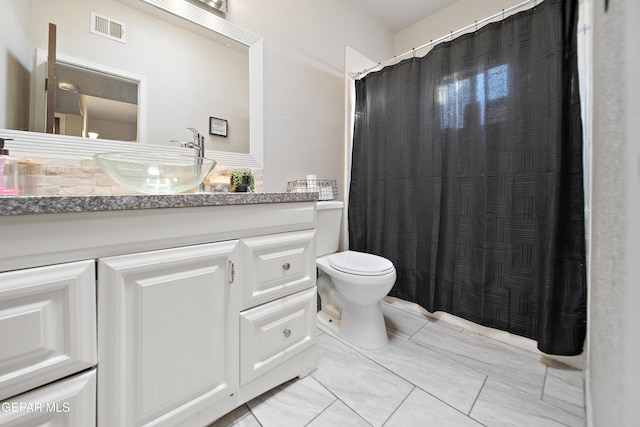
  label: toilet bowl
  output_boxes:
[315,201,397,349]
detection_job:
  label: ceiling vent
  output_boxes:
[91,12,126,43]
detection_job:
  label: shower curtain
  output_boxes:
[348,0,586,355]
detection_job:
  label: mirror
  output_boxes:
[35,50,143,141]
[0,0,263,168]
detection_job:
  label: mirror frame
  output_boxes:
[1,0,263,168]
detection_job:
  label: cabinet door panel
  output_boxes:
[0,369,96,427]
[98,241,239,427]
[240,287,316,385]
[0,261,96,401]
[240,230,315,309]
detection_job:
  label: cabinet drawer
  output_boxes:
[0,369,96,426]
[0,260,97,401]
[240,230,315,309]
[240,287,316,386]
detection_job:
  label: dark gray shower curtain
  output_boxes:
[348,0,586,355]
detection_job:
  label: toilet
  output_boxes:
[315,201,396,349]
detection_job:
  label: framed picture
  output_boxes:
[209,117,228,137]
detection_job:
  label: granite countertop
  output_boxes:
[0,192,319,216]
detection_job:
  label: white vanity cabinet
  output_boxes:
[0,370,96,426]
[97,233,318,426]
[0,198,317,427]
[236,230,317,401]
[239,287,317,386]
[97,241,240,427]
[0,260,97,402]
[239,229,316,309]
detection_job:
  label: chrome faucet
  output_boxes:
[173,128,206,192]
[187,127,205,159]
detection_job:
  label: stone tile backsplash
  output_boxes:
[15,156,264,195]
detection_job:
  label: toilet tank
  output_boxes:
[315,201,344,257]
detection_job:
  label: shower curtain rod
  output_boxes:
[353,0,538,79]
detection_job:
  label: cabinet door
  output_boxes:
[98,241,239,427]
[240,230,315,309]
[0,369,96,427]
[0,260,96,401]
[240,287,316,386]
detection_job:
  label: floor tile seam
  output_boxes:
[382,299,442,323]
[467,375,490,426]
[316,330,419,417]
[382,300,436,322]
[412,381,488,424]
[542,365,587,412]
[407,328,550,395]
[306,375,375,427]
[459,332,546,364]
[403,320,429,341]
[319,316,575,418]
[302,397,373,427]
[423,321,545,365]
[413,324,584,388]
[539,388,587,419]
[542,365,549,399]
[319,326,416,384]
[403,316,431,342]
[540,396,587,420]
[329,328,484,418]
[406,331,491,379]
[379,385,417,427]
[309,370,341,404]
[340,330,445,393]
[480,374,585,420]
[235,404,257,426]
[246,404,265,427]
[386,300,581,372]
[219,403,258,427]
[545,367,586,382]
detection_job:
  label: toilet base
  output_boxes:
[317,302,389,350]
[317,310,341,334]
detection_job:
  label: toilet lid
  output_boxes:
[328,251,395,276]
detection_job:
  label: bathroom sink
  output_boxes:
[95,151,216,194]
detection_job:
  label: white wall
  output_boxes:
[0,0,32,130]
[394,0,524,57]
[589,0,640,424]
[226,0,393,193]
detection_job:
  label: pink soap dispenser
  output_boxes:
[0,138,20,196]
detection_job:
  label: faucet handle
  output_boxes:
[170,139,195,148]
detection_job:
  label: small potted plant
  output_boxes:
[230,169,255,192]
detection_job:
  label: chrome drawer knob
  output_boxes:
[283,328,292,338]
[282,262,291,271]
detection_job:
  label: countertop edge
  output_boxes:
[0,193,320,216]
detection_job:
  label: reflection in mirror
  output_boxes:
[47,55,140,141]
[0,0,263,168]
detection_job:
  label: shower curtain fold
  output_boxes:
[348,0,586,355]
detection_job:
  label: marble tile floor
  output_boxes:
[211,300,586,427]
